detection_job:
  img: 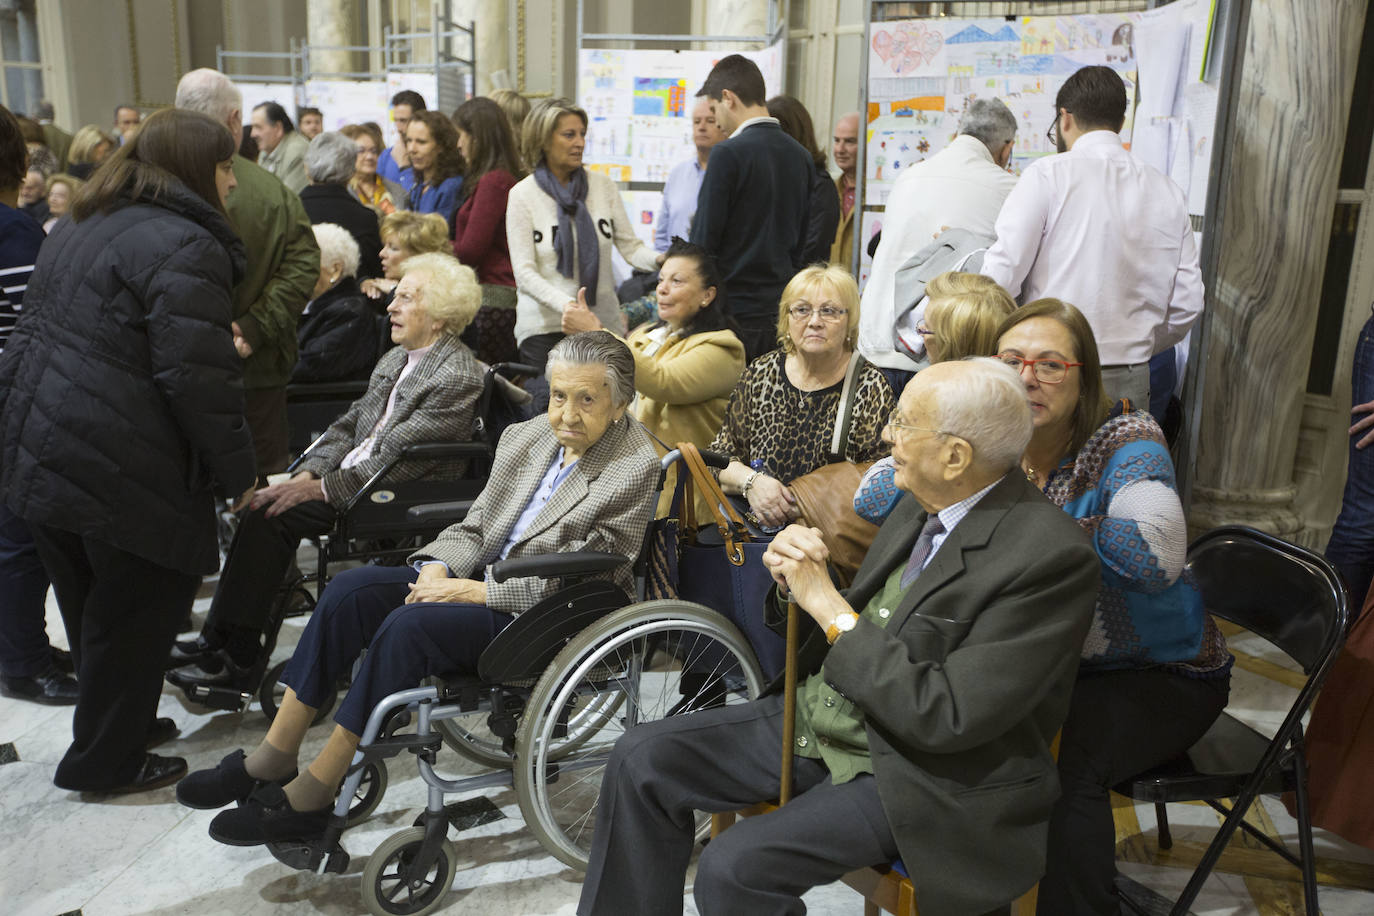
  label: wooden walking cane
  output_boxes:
[779,597,799,805]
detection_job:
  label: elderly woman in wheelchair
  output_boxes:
[166,253,486,701]
[178,331,661,850]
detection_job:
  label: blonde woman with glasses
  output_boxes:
[710,263,894,529]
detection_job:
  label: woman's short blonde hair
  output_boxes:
[488,88,531,138]
[923,271,1017,363]
[521,98,588,170]
[775,264,861,354]
[45,172,82,197]
[398,252,481,337]
[69,125,117,165]
[380,210,451,256]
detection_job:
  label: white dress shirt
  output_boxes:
[980,130,1203,367]
[859,134,1019,370]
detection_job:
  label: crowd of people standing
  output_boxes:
[0,49,1367,916]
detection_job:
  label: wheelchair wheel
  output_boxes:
[344,760,388,827]
[259,660,336,726]
[361,826,458,916]
[514,600,764,870]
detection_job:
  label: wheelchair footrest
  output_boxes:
[266,837,350,874]
[181,683,252,713]
[359,732,444,760]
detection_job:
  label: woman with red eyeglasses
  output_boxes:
[994,299,1232,916]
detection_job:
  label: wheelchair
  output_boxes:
[175,361,536,722]
[263,449,768,916]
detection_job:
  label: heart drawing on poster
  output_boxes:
[872,23,944,76]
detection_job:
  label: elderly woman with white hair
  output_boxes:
[299,131,384,278]
[167,253,486,696]
[182,331,661,848]
[292,223,379,383]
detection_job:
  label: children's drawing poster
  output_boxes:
[866,15,1141,194]
[579,43,782,185]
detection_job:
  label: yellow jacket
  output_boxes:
[625,325,746,518]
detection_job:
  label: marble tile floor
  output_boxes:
[4,587,1374,915]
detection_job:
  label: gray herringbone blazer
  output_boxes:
[297,334,482,507]
[411,414,659,612]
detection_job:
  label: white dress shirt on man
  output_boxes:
[858,134,1018,370]
[981,130,1203,368]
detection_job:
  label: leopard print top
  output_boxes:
[709,350,895,483]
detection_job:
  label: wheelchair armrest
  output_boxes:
[399,441,492,460]
[405,500,475,525]
[489,551,630,583]
[494,362,541,378]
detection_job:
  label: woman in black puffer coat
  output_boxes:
[0,108,257,795]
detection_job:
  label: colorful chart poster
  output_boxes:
[579,43,782,184]
[865,15,1141,189]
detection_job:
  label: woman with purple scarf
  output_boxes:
[505,97,662,402]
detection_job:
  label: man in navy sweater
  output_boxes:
[690,55,812,361]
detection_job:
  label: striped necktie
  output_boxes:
[901,514,946,588]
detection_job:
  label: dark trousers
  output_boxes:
[578,692,899,916]
[1037,668,1230,916]
[731,314,780,364]
[245,386,290,478]
[279,564,513,735]
[0,503,53,677]
[202,500,336,659]
[30,523,199,790]
[1328,312,1374,605]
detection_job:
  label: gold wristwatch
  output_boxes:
[826,611,859,644]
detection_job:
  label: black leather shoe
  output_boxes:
[0,664,79,706]
[165,634,218,670]
[146,716,179,750]
[104,753,188,794]
[165,651,256,692]
[208,783,330,846]
[178,749,297,810]
[50,646,74,674]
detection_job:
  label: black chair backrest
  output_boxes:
[1186,525,1348,674]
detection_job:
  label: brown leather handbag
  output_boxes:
[787,352,881,587]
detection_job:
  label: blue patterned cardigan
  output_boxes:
[855,408,1230,677]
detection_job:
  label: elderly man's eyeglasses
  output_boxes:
[788,304,848,322]
[998,354,1084,384]
[885,409,946,439]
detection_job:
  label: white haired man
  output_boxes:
[175,68,319,479]
[859,98,1020,388]
[579,358,1101,916]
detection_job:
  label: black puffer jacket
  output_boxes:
[0,178,257,575]
[292,276,383,383]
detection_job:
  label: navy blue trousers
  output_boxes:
[0,503,53,677]
[279,564,513,735]
[1327,312,1374,605]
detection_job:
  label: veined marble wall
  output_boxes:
[1189,0,1367,538]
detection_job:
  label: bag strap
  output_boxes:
[827,351,866,465]
[679,442,751,566]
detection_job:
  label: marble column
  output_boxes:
[452,0,510,96]
[1187,0,1366,538]
[307,0,356,76]
[697,0,770,38]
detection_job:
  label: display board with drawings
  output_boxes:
[864,14,1142,209]
[579,43,783,236]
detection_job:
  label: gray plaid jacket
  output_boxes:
[297,334,482,507]
[412,414,659,612]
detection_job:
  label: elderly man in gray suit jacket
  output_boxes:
[579,358,1101,916]
[182,332,663,849]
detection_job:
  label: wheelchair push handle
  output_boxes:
[660,447,729,471]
